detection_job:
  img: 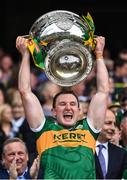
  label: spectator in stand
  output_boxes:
[37,81,62,117]
[10,90,38,167]
[10,90,25,138]
[95,109,127,179]
[120,111,127,150]
[78,95,90,120]
[0,138,40,179]
[109,101,121,114]
[103,47,114,77]
[110,125,122,147]
[0,104,13,160]
[0,53,14,88]
[120,89,127,112]
[112,59,127,98]
[0,104,13,138]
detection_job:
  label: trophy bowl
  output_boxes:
[28,10,96,86]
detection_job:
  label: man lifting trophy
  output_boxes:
[16,10,109,179]
[23,10,96,86]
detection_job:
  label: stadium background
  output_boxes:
[1,0,127,60]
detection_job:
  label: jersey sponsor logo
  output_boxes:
[54,132,87,143]
[37,129,96,155]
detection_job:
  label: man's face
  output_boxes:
[2,142,28,176]
[99,110,116,142]
[52,94,80,127]
[110,126,121,145]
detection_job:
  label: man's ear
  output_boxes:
[27,153,29,162]
[51,108,57,116]
[1,156,5,166]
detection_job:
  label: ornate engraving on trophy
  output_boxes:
[27,10,96,86]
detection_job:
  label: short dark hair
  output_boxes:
[2,138,28,155]
[52,90,79,108]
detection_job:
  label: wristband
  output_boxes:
[96,57,104,61]
[95,52,103,60]
[96,55,103,60]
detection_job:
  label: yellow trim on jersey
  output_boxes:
[36,129,96,156]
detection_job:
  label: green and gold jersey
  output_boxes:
[35,118,99,179]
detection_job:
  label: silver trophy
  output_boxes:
[27,10,96,86]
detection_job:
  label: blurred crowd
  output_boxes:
[0,45,127,178]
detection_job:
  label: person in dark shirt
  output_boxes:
[0,137,40,179]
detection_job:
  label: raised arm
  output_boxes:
[16,36,45,129]
[87,36,109,130]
